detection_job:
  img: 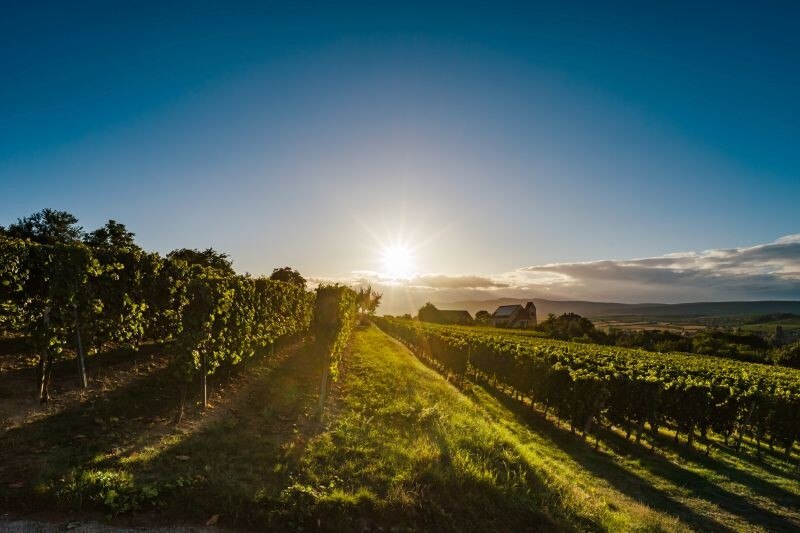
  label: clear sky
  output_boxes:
[1,1,798,312]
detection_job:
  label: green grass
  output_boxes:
[2,326,798,531]
[740,316,800,335]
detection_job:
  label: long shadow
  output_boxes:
[92,340,328,525]
[1,358,184,512]
[641,430,800,508]
[478,384,799,532]
[0,340,311,519]
[596,428,800,529]
[0,341,170,396]
[285,328,586,532]
[709,438,799,482]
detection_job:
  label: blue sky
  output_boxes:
[1,1,798,310]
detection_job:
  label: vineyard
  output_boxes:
[1,233,799,530]
[0,235,357,414]
[375,317,800,460]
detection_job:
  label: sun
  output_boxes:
[380,243,415,279]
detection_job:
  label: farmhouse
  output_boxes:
[434,310,474,325]
[418,303,474,325]
[491,302,537,329]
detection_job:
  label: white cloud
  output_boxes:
[313,235,800,314]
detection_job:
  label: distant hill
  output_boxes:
[434,298,800,319]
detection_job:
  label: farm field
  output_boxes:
[592,314,800,337]
[591,318,709,333]
[2,325,799,531]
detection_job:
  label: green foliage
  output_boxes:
[355,284,382,316]
[178,273,313,380]
[6,208,84,244]
[474,310,491,324]
[0,233,314,401]
[84,219,139,250]
[166,247,235,276]
[773,341,800,368]
[57,469,160,514]
[269,266,307,286]
[313,284,358,380]
[376,317,800,455]
[417,302,439,322]
[535,312,596,340]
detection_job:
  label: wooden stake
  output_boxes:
[317,360,330,421]
[73,307,88,388]
[201,351,208,409]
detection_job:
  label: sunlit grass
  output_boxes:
[4,328,796,530]
[280,325,682,531]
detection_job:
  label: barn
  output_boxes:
[491,302,537,329]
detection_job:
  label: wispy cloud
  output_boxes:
[513,234,800,301]
[313,235,800,314]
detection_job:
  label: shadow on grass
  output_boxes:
[274,328,588,532]
[0,340,169,396]
[710,438,799,483]
[117,341,330,525]
[642,429,799,509]
[0,339,322,527]
[0,352,185,511]
[477,383,798,532]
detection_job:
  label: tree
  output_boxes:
[536,312,596,340]
[774,325,786,347]
[269,266,306,286]
[772,341,800,368]
[167,248,234,275]
[6,209,83,244]
[356,285,382,315]
[475,310,491,324]
[418,302,439,322]
[84,220,139,250]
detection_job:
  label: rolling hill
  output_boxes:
[434,298,800,319]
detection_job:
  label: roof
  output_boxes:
[492,304,523,318]
[437,310,473,320]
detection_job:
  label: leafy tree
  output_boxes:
[356,285,382,315]
[418,302,439,322]
[475,310,491,324]
[6,209,83,244]
[269,266,306,286]
[84,220,139,250]
[772,341,800,368]
[536,312,596,340]
[167,248,234,276]
[774,325,786,347]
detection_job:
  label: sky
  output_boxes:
[1,1,798,313]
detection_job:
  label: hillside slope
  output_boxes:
[3,327,797,531]
[285,325,680,531]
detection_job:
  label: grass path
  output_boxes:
[287,325,682,531]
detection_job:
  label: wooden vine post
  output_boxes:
[201,350,208,409]
[73,305,88,388]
